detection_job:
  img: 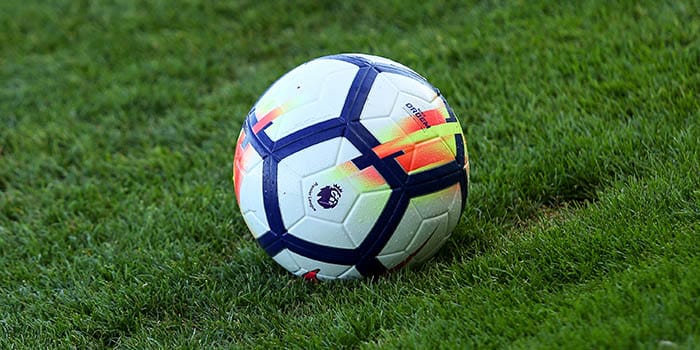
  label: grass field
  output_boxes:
[1,0,699,348]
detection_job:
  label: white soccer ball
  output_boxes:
[233,53,469,280]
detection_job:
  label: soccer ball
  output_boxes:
[233,54,469,280]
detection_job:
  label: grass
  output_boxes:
[1,0,699,348]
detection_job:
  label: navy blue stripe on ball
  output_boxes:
[341,67,378,122]
[262,158,286,235]
[345,126,406,188]
[458,169,469,213]
[355,190,409,275]
[405,160,462,187]
[239,130,251,150]
[247,108,258,125]
[257,231,285,257]
[455,133,465,167]
[405,166,465,198]
[272,118,347,159]
[454,133,469,210]
[441,95,459,123]
[350,153,374,170]
[284,235,359,265]
[243,115,272,158]
[323,54,372,67]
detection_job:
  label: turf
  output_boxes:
[1,0,699,348]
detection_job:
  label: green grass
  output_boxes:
[1,0,699,348]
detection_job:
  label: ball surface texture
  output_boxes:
[233,54,469,280]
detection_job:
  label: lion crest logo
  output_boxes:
[316,184,342,209]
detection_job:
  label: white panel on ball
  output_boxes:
[242,212,270,240]
[296,138,362,224]
[413,183,462,220]
[277,138,348,230]
[287,216,356,249]
[359,117,406,144]
[376,214,446,270]
[278,137,345,177]
[272,249,300,274]
[383,72,438,103]
[275,163,305,230]
[357,73,399,121]
[376,202,422,256]
[342,189,392,246]
[257,60,358,141]
[405,214,448,262]
[335,134,365,165]
[238,159,269,239]
[338,266,363,279]
[410,184,463,264]
[412,223,452,264]
[376,183,463,269]
[301,173,358,224]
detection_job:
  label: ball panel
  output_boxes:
[296,138,384,225]
[277,137,363,178]
[375,213,441,269]
[242,211,269,240]
[359,71,451,134]
[301,173,359,225]
[412,225,452,265]
[407,213,449,265]
[356,73,399,121]
[336,135,365,164]
[359,117,406,144]
[275,165,305,231]
[277,137,354,229]
[376,202,421,256]
[338,266,363,279]
[287,216,356,249]
[276,138,345,230]
[342,189,392,246]
[376,183,464,269]
[382,72,438,105]
[237,158,269,239]
[413,182,463,220]
[272,249,300,273]
[254,60,358,142]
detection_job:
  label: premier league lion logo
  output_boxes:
[316,184,342,209]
